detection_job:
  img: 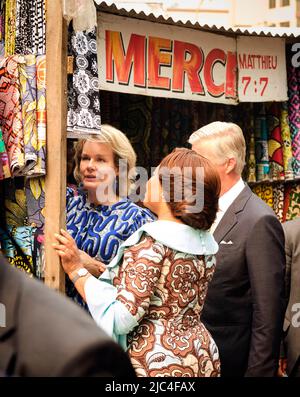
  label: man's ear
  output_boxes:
[225,157,236,174]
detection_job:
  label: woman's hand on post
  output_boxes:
[52,229,82,276]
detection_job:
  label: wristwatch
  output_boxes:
[70,268,89,284]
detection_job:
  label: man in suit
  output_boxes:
[0,254,136,377]
[189,121,286,377]
[281,218,300,377]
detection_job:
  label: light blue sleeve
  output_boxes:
[84,276,138,350]
[84,235,165,350]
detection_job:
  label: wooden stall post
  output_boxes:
[44,0,68,291]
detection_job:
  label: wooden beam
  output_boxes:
[44,0,68,292]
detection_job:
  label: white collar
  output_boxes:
[219,178,245,213]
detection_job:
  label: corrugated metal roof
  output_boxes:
[94,0,300,38]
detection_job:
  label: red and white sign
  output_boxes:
[237,36,288,102]
[97,14,288,104]
[97,14,238,104]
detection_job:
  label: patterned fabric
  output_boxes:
[66,187,155,263]
[281,102,294,181]
[15,0,46,55]
[19,54,37,173]
[0,126,10,180]
[67,26,101,136]
[33,0,46,55]
[247,132,256,183]
[3,177,27,226]
[0,55,24,176]
[0,225,35,274]
[252,183,273,208]
[4,0,16,56]
[287,65,300,178]
[120,94,153,170]
[25,176,45,228]
[0,0,5,42]
[114,234,220,377]
[66,187,155,306]
[267,102,284,181]
[272,183,285,222]
[31,54,46,176]
[284,183,300,221]
[15,0,34,55]
[254,104,269,181]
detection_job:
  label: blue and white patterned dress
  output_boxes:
[66,187,155,306]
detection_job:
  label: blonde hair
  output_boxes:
[73,124,137,195]
[188,121,246,175]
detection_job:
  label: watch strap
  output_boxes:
[70,268,88,284]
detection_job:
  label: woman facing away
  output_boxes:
[54,148,221,376]
[65,124,155,306]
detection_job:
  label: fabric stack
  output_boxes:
[0,0,46,278]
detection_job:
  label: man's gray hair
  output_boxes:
[189,121,246,175]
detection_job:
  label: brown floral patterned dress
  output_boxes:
[112,232,220,377]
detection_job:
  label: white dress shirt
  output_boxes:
[210,178,245,234]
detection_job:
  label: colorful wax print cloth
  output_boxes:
[252,183,273,209]
[3,177,27,226]
[0,55,25,176]
[19,54,37,173]
[30,54,46,176]
[0,225,35,274]
[4,0,16,56]
[254,104,270,182]
[281,102,294,181]
[267,103,284,181]
[25,176,45,228]
[272,183,285,222]
[67,26,101,136]
[284,183,300,221]
[287,65,300,178]
[0,126,10,180]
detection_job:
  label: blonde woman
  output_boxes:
[64,124,154,306]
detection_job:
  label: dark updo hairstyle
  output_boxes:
[158,148,220,230]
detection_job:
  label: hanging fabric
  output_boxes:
[280,102,294,181]
[252,183,274,208]
[0,225,36,274]
[284,182,300,221]
[254,104,270,181]
[3,177,27,226]
[267,102,284,181]
[67,25,101,136]
[30,53,46,176]
[272,183,285,222]
[287,64,300,178]
[25,176,45,228]
[0,126,11,180]
[0,55,25,176]
[4,0,16,56]
[19,54,38,173]
[15,0,46,55]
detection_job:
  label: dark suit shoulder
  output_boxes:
[246,191,278,218]
[1,262,134,376]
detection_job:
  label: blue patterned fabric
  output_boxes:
[65,187,155,307]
